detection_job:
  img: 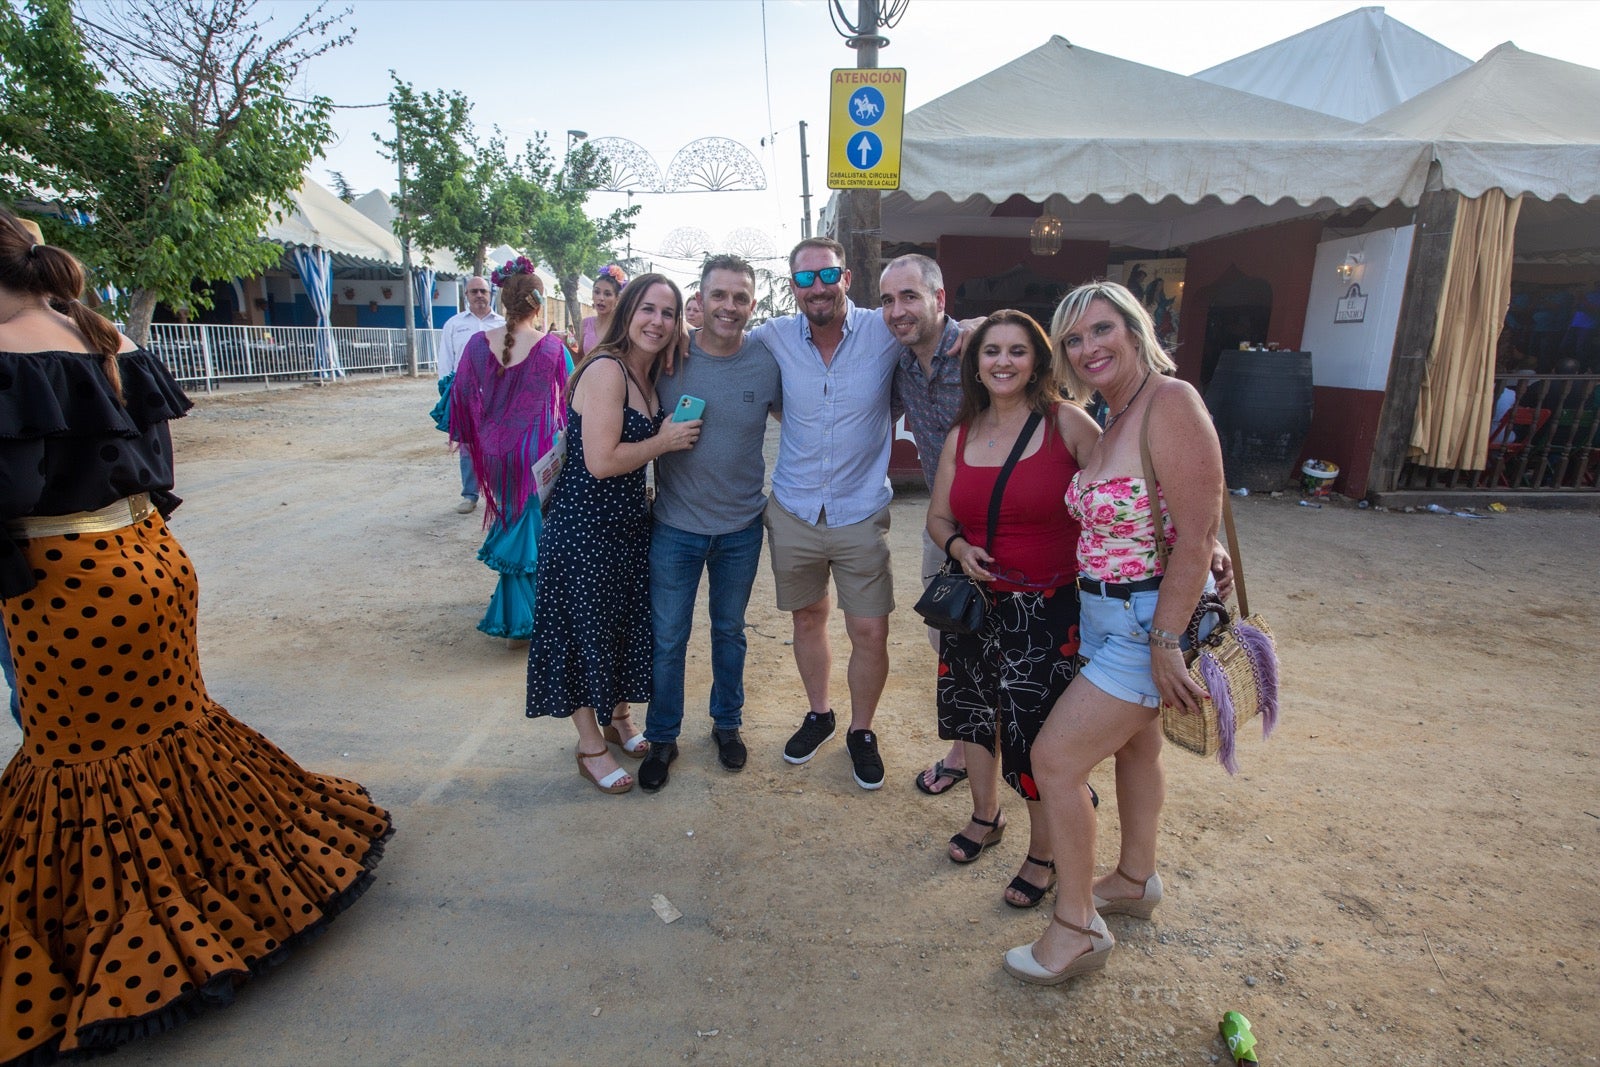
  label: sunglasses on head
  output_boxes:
[791,266,843,287]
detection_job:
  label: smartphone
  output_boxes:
[672,395,706,422]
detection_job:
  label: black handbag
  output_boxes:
[913,411,1042,634]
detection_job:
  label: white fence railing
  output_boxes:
[142,323,442,390]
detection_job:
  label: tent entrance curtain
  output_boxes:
[412,267,436,330]
[1409,190,1523,469]
[289,245,345,379]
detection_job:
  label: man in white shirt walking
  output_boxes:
[437,276,504,513]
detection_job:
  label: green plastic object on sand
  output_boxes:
[1219,1010,1259,1064]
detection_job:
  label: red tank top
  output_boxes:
[948,410,1082,593]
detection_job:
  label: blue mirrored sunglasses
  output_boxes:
[791,266,843,287]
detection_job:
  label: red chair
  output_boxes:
[1485,407,1551,487]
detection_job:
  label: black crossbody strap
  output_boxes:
[986,411,1043,544]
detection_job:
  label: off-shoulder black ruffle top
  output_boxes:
[0,348,193,597]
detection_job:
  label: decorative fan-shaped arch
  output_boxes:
[660,226,714,261]
[588,136,665,193]
[664,137,767,193]
[723,227,778,261]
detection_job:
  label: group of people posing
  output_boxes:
[440,237,1231,987]
[0,207,1230,1064]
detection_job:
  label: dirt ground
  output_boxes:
[6,375,1594,1066]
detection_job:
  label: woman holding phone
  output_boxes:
[526,274,702,794]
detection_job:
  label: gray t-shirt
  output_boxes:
[654,334,783,535]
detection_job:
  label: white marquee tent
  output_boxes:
[1194,6,1470,123]
[883,35,1433,252]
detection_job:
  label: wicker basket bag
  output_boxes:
[1140,405,1280,774]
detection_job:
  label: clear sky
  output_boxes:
[264,0,1599,284]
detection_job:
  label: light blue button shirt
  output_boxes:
[751,301,898,527]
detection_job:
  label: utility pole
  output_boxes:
[799,120,813,239]
[835,0,888,308]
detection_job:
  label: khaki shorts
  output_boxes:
[764,500,894,617]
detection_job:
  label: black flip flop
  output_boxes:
[913,758,968,796]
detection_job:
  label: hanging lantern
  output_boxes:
[1029,211,1063,256]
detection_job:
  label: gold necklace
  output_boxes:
[0,303,52,326]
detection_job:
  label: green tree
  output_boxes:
[0,0,351,343]
[328,169,358,203]
[380,74,552,277]
[752,265,797,324]
[529,143,639,330]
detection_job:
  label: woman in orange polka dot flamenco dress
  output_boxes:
[0,210,392,1066]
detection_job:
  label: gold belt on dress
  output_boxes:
[7,493,156,538]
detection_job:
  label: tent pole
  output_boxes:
[1370,164,1460,492]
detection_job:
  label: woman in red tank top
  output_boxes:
[925,310,1102,909]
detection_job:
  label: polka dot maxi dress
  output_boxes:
[0,350,392,1065]
[526,358,660,721]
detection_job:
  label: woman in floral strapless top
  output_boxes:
[1004,282,1226,989]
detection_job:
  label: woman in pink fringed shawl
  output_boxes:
[448,258,572,641]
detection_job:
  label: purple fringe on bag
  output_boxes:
[1198,652,1240,774]
[1235,620,1280,739]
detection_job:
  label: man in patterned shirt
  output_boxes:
[880,254,973,797]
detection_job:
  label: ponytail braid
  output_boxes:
[493,270,545,372]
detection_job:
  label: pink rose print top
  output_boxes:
[1064,473,1177,582]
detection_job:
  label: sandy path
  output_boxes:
[6,376,1591,1066]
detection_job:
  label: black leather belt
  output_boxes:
[1077,575,1163,599]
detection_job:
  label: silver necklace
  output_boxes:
[1103,371,1152,431]
[985,409,1028,447]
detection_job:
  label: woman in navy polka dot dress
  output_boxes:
[0,209,392,1065]
[526,275,701,795]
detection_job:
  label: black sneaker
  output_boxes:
[846,728,884,790]
[782,710,836,765]
[712,727,747,771]
[639,741,679,792]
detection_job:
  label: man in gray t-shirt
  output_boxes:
[639,255,782,792]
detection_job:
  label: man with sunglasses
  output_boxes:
[748,238,901,790]
[437,276,504,513]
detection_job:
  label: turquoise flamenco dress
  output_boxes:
[448,331,572,639]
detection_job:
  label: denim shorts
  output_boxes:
[1078,577,1217,708]
[1078,589,1165,708]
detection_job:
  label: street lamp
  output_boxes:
[566,129,588,154]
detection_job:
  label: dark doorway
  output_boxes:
[1200,267,1272,391]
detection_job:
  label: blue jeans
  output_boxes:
[645,517,764,743]
[459,452,478,500]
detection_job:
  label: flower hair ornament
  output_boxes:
[490,255,537,288]
[596,263,628,289]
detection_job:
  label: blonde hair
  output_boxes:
[1049,281,1174,400]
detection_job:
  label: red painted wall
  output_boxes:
[1176,218,1323,385]
[1298,386,1386,497]
[934,235,1109,301]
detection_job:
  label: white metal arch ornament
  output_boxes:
[660,227,715,261]
[723,228,777,261]
[587,136,666,193]
[664,138,768,193]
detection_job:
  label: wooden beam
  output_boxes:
[1369,175,1459,492]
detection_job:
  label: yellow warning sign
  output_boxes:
[827,68,906,190]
